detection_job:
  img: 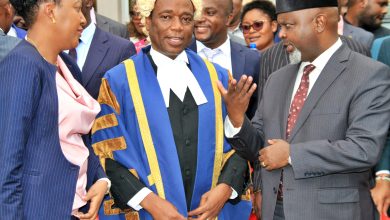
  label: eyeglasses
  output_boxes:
[130,11,141,17]
[240,20,267,34]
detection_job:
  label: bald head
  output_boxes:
[230,0,242,25]
[223,0,234,15]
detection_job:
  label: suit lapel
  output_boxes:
[82,27,109,87]
[230,40,244,79]
[96,15,110,33]
[288,45,350,141]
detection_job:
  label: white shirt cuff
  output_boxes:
[230,187,238,199]
[97,178,111,194]
[288,156,292,165]
[127,187,153,211]
[224,116,242,138]
[376,170,390,176]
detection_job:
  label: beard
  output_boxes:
[288,46,302,64]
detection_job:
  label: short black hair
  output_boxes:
[241,0,276,22]
[10,0,61,28]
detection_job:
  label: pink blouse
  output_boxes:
[56,56,100,213]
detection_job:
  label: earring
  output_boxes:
[51,16,56,24]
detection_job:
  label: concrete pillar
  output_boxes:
[96,0,130,24]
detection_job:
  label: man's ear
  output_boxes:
[313,14,326,33]
[360,0,368,8]
[226,12,233,26]
[5,2,15,17]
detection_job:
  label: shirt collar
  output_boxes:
[196,35,231,55]
[150,46,189,65]
[90,8,97,24]
[301,38,343,70]
[80,22,96,45]
[7,26,17,37]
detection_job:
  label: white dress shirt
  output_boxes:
[75,23,96,71]
[150,47,208,107]
[196,37,233,74]
[65,22,96,71]
[7,26,17,37]
[225,38,343,164]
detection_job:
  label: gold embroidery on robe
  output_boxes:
[92,137,127,170]
[103,199,140,219]
[98,78,121,114]
[92,113,118,135]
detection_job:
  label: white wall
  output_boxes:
[96,0,130,24]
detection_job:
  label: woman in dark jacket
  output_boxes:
[0,0,109,219]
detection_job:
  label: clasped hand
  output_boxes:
[143,184,232,220]
[259,139,290,171]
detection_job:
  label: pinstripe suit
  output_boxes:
[0,29,20,62]
[229,44,390,219]
[0,41,106,219]
[254,36,373,194]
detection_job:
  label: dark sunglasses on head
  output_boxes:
[240,20,266,34]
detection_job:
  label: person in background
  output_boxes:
[69,0,136,100]
[0,0,109,219]
[13,14,27,30]
[0,0,25,38]
[128,0,149,53]
[190,0,260,119]
[0,0,20,62]
[359,0,390,39]
[228,0,246,45]
[342,0,375,50]
[240,0,278,52]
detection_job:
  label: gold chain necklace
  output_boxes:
[25,36,54,64]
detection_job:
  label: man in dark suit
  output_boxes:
[0,0,26,39]
[218,0,390,219]
[0,28,19,62]
[0,0,20,61]
[343,0,375,49]
[189,0,260,118]
[254,32,373,220]
[72,0,136,99]
[359,0,390,39]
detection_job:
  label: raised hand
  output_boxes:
[217,75,257,128]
